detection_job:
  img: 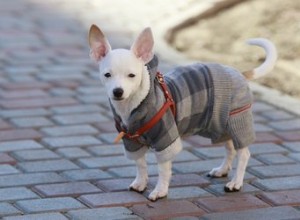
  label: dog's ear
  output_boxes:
[88,24,111,62]
[131,27,154,64]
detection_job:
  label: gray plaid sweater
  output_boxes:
[112,56,255,162]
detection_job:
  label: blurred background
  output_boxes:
[171,0,300,99]
[2,0,298,99]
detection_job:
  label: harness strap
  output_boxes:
[156,71,176,116]
[114,71,176,143]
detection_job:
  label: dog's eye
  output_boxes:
[104,72,111,78]
[128,73,136,78]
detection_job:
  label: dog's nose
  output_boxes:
[113,88,124,98]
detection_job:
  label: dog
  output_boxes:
[88,24,277,201]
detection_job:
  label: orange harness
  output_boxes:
[114,72,176,143]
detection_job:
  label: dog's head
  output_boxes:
[88,24,154,101]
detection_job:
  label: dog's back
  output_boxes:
[164,63,255,148]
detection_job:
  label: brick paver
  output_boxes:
[259,189,300,206]
[0,187,39,202]
[108,164,159,178]
[0,140,43,152]
[78,156,134,168]
[255,153,296,164]
[12,149,60,161]
[3,213,69,220]
[206,183,261,196]
[67,207,140,220]
[167,186,212,200]
[0,97,78,109]
[79,191,149,208]
[87,144,124,156]
[42,136,102,148]
[196,194,269,212]
[283,141,300,152]
[0,108,50,118]
[0,164,19,175]
[290,153,300,162]
[131,200,206,219]
[249,164,300,178]
[96,178,137,192]
[254,176,300,191]
[0,153,16,165]
[151,174,210,188]
[15,197,85,214]
[10,116,54,128]
[200,206,300,220]
[0,203,22,217]
[50,104,101,114]
[0,173,66,188]
[0,130,42,142]
[41,125,98,137]
[18,159,79,172]
[0,0,300,219]
[33,182,102,197]
[62,169,113,181]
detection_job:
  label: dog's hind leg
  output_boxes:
[148,160,172,201]
[224,146,250,192]
[129,154,148,193]
[208,139,236,178]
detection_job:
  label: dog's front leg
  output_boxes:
[148,160,172,201]
[225,146,250,192]
[130,154,148,193]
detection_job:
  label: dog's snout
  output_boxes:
[113,88,124,98]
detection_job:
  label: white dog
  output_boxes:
[88,24,277,201]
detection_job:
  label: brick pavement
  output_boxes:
[0,0,300,219]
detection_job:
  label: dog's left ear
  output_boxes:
[131,27,154,64]
[88,24,111,62]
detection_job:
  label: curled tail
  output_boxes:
[242,38,277,80]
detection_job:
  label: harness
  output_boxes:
[114,71,176,143]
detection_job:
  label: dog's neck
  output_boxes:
[110,66,151,126]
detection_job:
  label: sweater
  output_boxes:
[112,56,255,162]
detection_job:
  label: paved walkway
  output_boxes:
[0,0,300,219]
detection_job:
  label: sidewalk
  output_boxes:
[0,0,300,219]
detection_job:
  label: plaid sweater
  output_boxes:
[112,56,255,162]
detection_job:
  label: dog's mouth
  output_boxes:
[112,97,124,101]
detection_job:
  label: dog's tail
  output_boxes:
[242,38,277,80]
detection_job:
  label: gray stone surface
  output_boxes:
[200,206,300,220]
[67,207,141,220]
[0,187,39,202]
[16,197,85,213]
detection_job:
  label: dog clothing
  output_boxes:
[112,56,255,162]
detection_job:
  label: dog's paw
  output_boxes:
[129,178,148,193]
[207,167,229,178]
[148,189,167,202]
[224,180,242,192]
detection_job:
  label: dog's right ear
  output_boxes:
[88,24,111,62]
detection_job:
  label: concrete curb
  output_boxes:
[153,0,300,116]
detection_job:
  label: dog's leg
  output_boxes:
[129,154,148,193]
[224,146,250,192]
[208,139,236,177]
[148,160,172,201]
